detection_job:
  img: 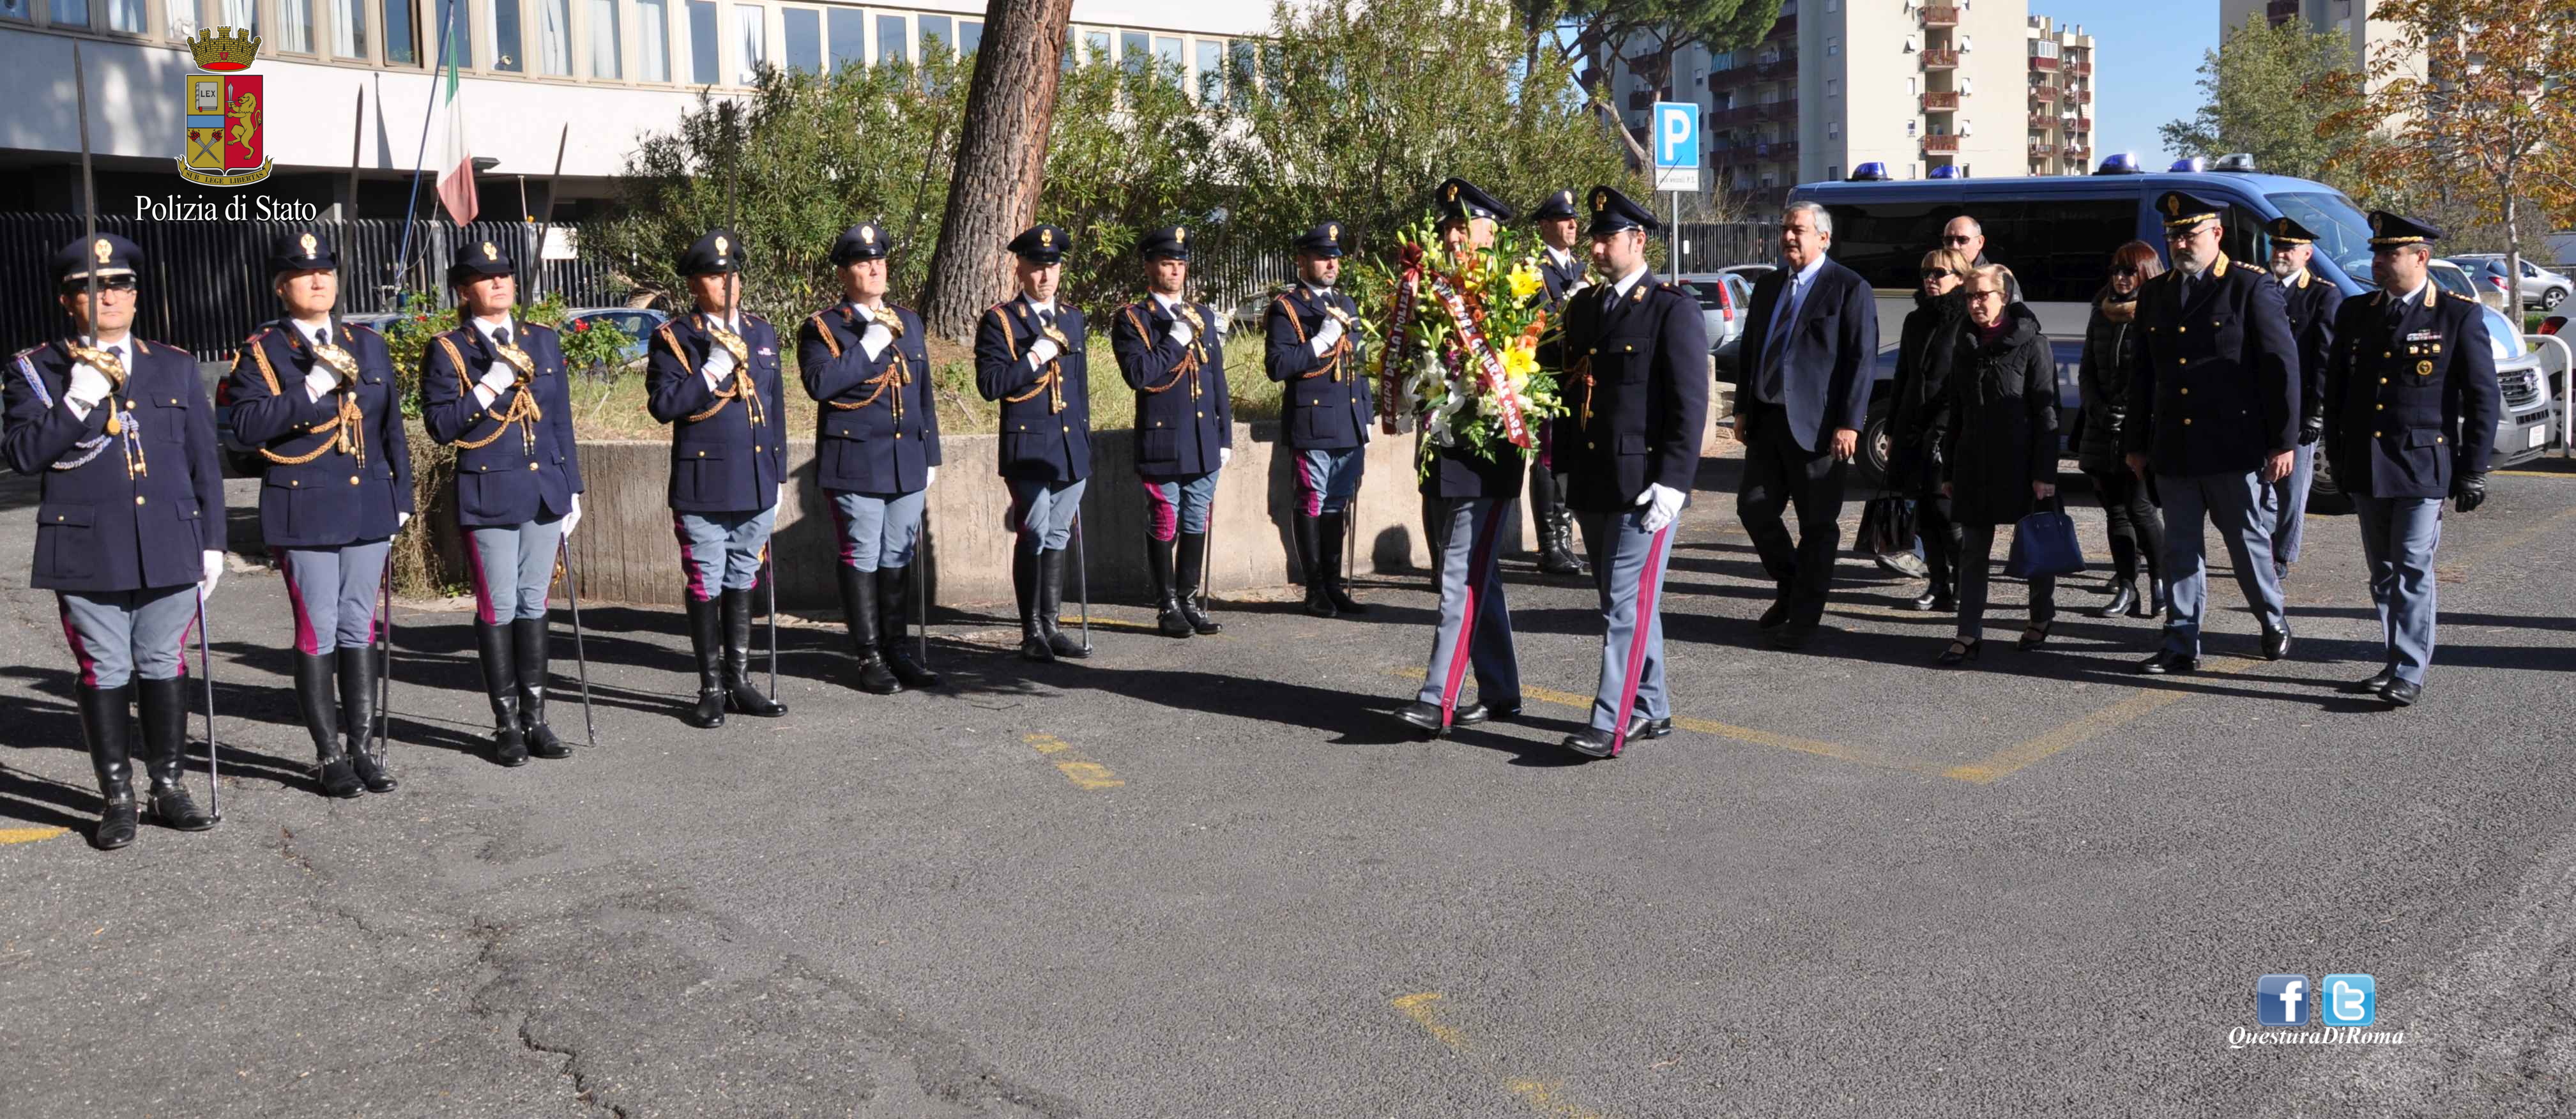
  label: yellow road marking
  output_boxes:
[0,826,68,845]
[1383,667,1935,776]
[1946,657,2261,784]
[2492,469,2572,478]
[1023,733,1125,789]
[1391,993,1614,1118]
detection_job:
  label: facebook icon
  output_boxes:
[2256,974,2309,1026]
[2321,974,2377,1027]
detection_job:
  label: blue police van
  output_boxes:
[1779,158,2559,498]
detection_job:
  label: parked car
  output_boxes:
[2448,253,2572,310]
[1672,271,1749,370]
[1791,162,2560,491]
[1691,264,1774,383]
[2428,259,2491,310]
[563,307,670,374]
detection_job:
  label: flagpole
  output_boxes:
[393,0,460,308]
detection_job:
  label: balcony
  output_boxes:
[2072,115,2092,131]
[2029,144,2054,157]
[1923,91,1962,112]
[2029,55,2059,72]
[2028,112,2054,128]
[1921,48,1958,69]
[1764,15,1797,40]
[2266,0,2300,24]
[1711,105,1763,126]
[1756,140,1801,161]
[1754,57,1799,82]
[2029,85,2059,102]
[2064,144,2089,156]
[1757,98,1799,122]
[1919,4,1959,26]
[1625,89,1663,111]
[1923,134,1961,153]
[2069,62,2093,77]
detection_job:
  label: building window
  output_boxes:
[1071,27,1105,68]
[782,6,817,73]
[874,12,903,63]
[1825,35,1837,57]
[635,0,667,79]
[214,0,258,33]
[735,2,763,82]
[589,0,621,77]
[825,6,860,71]
[1155,34,1182,86]
[383,0,417,63]
[277,0,312,51]
[1120,29,1147,76]
[682,0,713,80]
[1227,39,1253,107]
[49,0,84,26]
[956,19,978,54]
[1,0,27,20]
[1907,119,1917,135]
[1828,120,1840,139]
[1196,38,1223,104]
[918,13,948,55]
[1827,164,1840,179]
[1825,78,1838,98]
[489,0,522,70]
[330,0,366,56]
[534,0,570,73]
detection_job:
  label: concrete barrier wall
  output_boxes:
[561,425,1539,609]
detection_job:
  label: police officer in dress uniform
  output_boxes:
[2126,190,2301,674]
[1525,188,1591,578]
[1265,220,1372,619]
[798,221,941,695]
[4,234,221,848]
[224,229,413,796]
[646,230,791,727]
[2261,215,2345,582]
[420,236,585,765]
[1112,225,1233,639]
[1551,188,1709,759]
[1394,176,1526,738]
[975,224,1095,662]
[2321,212,2501,707]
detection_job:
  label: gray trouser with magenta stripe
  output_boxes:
[57,585,198,689]
[1414,496,1518,717]
[277,540,390,655]
[1576,507,1676,731]
[466,517,564,623]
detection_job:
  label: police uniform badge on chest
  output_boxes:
[2416,360,2434,376]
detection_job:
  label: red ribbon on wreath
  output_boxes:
[1426,273,1532,449]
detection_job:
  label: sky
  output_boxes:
[2051,0,2221,167]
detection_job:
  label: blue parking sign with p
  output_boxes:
[1654,102,1699,169]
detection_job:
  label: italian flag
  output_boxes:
[428,24,476,225]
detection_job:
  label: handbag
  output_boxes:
[2004,497,2086,579]
[1855,491,1918,556]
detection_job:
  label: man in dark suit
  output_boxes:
[2125,191,2301,674]
[2261,215,2345,582]
[2321,212,2501,706]
[1734,201,1877,650]
[1525,188,1589,577]
[1553,187,1709,758]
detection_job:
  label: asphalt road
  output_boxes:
[4,445,2573,1118]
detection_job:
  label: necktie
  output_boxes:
[1758,275,1795,400]
[1038,308,1056,331]
[494,328,512,349]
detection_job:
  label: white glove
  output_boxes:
[199,550,224,599]
[1309,317,1345,356]
[926,466,938,488]
[701,345,737,392]
[66,363,112,411]
[1635,482,1686,534]
[1167,319,1195,347]
[398,511,413,530]
[1028,337,1062,366]
[860,322,894,360]
[562,493,583,539]
[303,366,339,402]
[1567,280,1592,300]
[1219,446,1232,468]
[476,365,516,396]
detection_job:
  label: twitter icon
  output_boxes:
[2321,974,2377,1028]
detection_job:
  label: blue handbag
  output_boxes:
[2004,498,2085,579]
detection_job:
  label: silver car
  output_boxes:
[2447,254,2572,310]
[1676,266,1771,381]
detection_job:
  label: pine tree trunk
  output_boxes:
[920,0,1074,342]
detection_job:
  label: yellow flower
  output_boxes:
[1507,266,1543,301]
[1501,342,1537,379]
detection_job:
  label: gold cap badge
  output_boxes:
[1175,227,1187,245]
[93,238,111,263]
[1040,228,1053,247]
[299,232,317,258]
[1445,184,1458,201]
[860,225,875,244]
[1327,224,1338,241]
[1592,188,1608,211]
[715,234,729,257]
[482,241,498,261]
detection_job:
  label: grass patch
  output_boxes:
[567,335,1283,442]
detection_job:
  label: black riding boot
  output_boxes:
[335,645,397,792]
[720,588,788,717]
[1295,514,1334,618]
[1175,531,1221,635]
[475,620,530,763]
[1037,548,1089,658]
[512,617,570,758]
[79,683,139,849]
[1014,547,1053,662]
[877,564,941,687]
[2140,577,2169,620]
[683,595,727,727]
[1319,511,1366,614]
[1148,534,1191,637]
[136,677,212,829]
[297,651,363,796]
[839,564,901,695]
[1532,469,1586,576]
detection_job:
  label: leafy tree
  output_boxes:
[2158,19,2364,190]
[1528,0,1783,167]
[2310,0,2576,320]
[918,0,1074,340]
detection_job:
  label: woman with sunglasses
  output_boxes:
[2075,241,2165,619]
[1886,247,1974,611]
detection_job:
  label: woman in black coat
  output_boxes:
[2075,240,2165,618]
[1932,266,2061,664]
[1886,247,1974,611]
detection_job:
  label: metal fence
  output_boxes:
[0,215,625,361]
[1670,222,1774,273]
